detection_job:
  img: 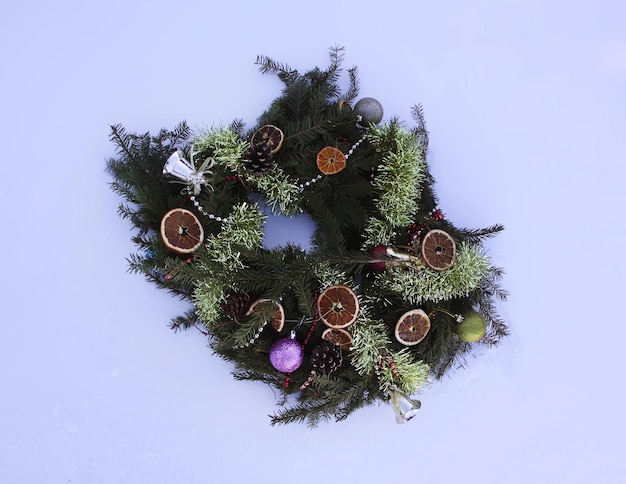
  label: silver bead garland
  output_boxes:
[233,320,269,349]
[189,194,227,223]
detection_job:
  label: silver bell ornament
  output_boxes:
[163,146,214,196]
[389,387,421,424]
[354,97,384,126]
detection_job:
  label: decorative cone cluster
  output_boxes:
[310,341,343,374]
[243,142,273,174]
[220,291,252,318]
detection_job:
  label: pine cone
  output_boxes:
[220,291,251,318]
[243,142,273,174]
[310,341,343,374]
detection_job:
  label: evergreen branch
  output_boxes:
[328,44,345,75]
[194,278,227,325]
[411,103,429,154]
[170,308,200,333]
[286,79,310,122]
[108,123,136,161]
[290,278,315,319]
[270,376,378,427]
[230,118,245,135]
[344,66,360,101]
[454,224,505,243]
[283,119,333,142]
[232,368,285,388]
[363,121,428,246]
[255,55,299,84]
[380,242,491,304]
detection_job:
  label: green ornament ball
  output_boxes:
[354,97,384,126]
[456,310,487,342]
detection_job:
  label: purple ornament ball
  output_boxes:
[269,337,304,373]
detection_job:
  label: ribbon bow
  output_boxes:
[163,145,214,196]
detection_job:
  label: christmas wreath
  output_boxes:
[106,47,508,426]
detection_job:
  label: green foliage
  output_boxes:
[249,166,303,215]
[363,121,428,246]
[194,278,228,325]
[106,48,508,426]
[380,242,492,304]
[203,202,265,267]
[193,126,249,170]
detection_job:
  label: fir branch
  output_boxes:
[411,104,429,154]
[327,44,345,76]
[348,298,429,396]
[270,376,378,427]
[453,224,505,243]
[156,121,191,155]
[108,123,137,161]
[470,266,510,345]
[230,118,245,135]
[194,278,227,325]
[283,118,333,143]
[344,66,360,102]
[311,262,352,290]
[310,249,373,275]
[350,314,392,376]
[169,308,200,332]
[221,202,265,250]
[380,242,492,304]
[194,126,302,215]
[225,314,272,349]
[363,121,427,246]
[192,126,248,168]
[255,55,299,84]
[250,166,302,215]
[379,349,430,395]
[286,79,310,122]
[232,368,285,388]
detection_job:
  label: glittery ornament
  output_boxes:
[354,97,384,126]
[269,333,304,372]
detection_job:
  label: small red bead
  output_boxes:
[432,209,445,220]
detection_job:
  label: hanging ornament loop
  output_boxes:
[163,145,215,196]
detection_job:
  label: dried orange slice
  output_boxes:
[321,328,353,351]
[421,229,456,271]
[160,208,204,254]
[251,125,284,154]
[395,309,431,346]
[246,298,285,332]
[317,285,360,329]
[316,146,346,175]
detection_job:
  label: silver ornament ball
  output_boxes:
[354,97,384,126]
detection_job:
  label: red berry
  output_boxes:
[432,209,445,221]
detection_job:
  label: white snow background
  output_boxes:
[1,1,625,482]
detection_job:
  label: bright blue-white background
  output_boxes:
[1,1,625,482]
